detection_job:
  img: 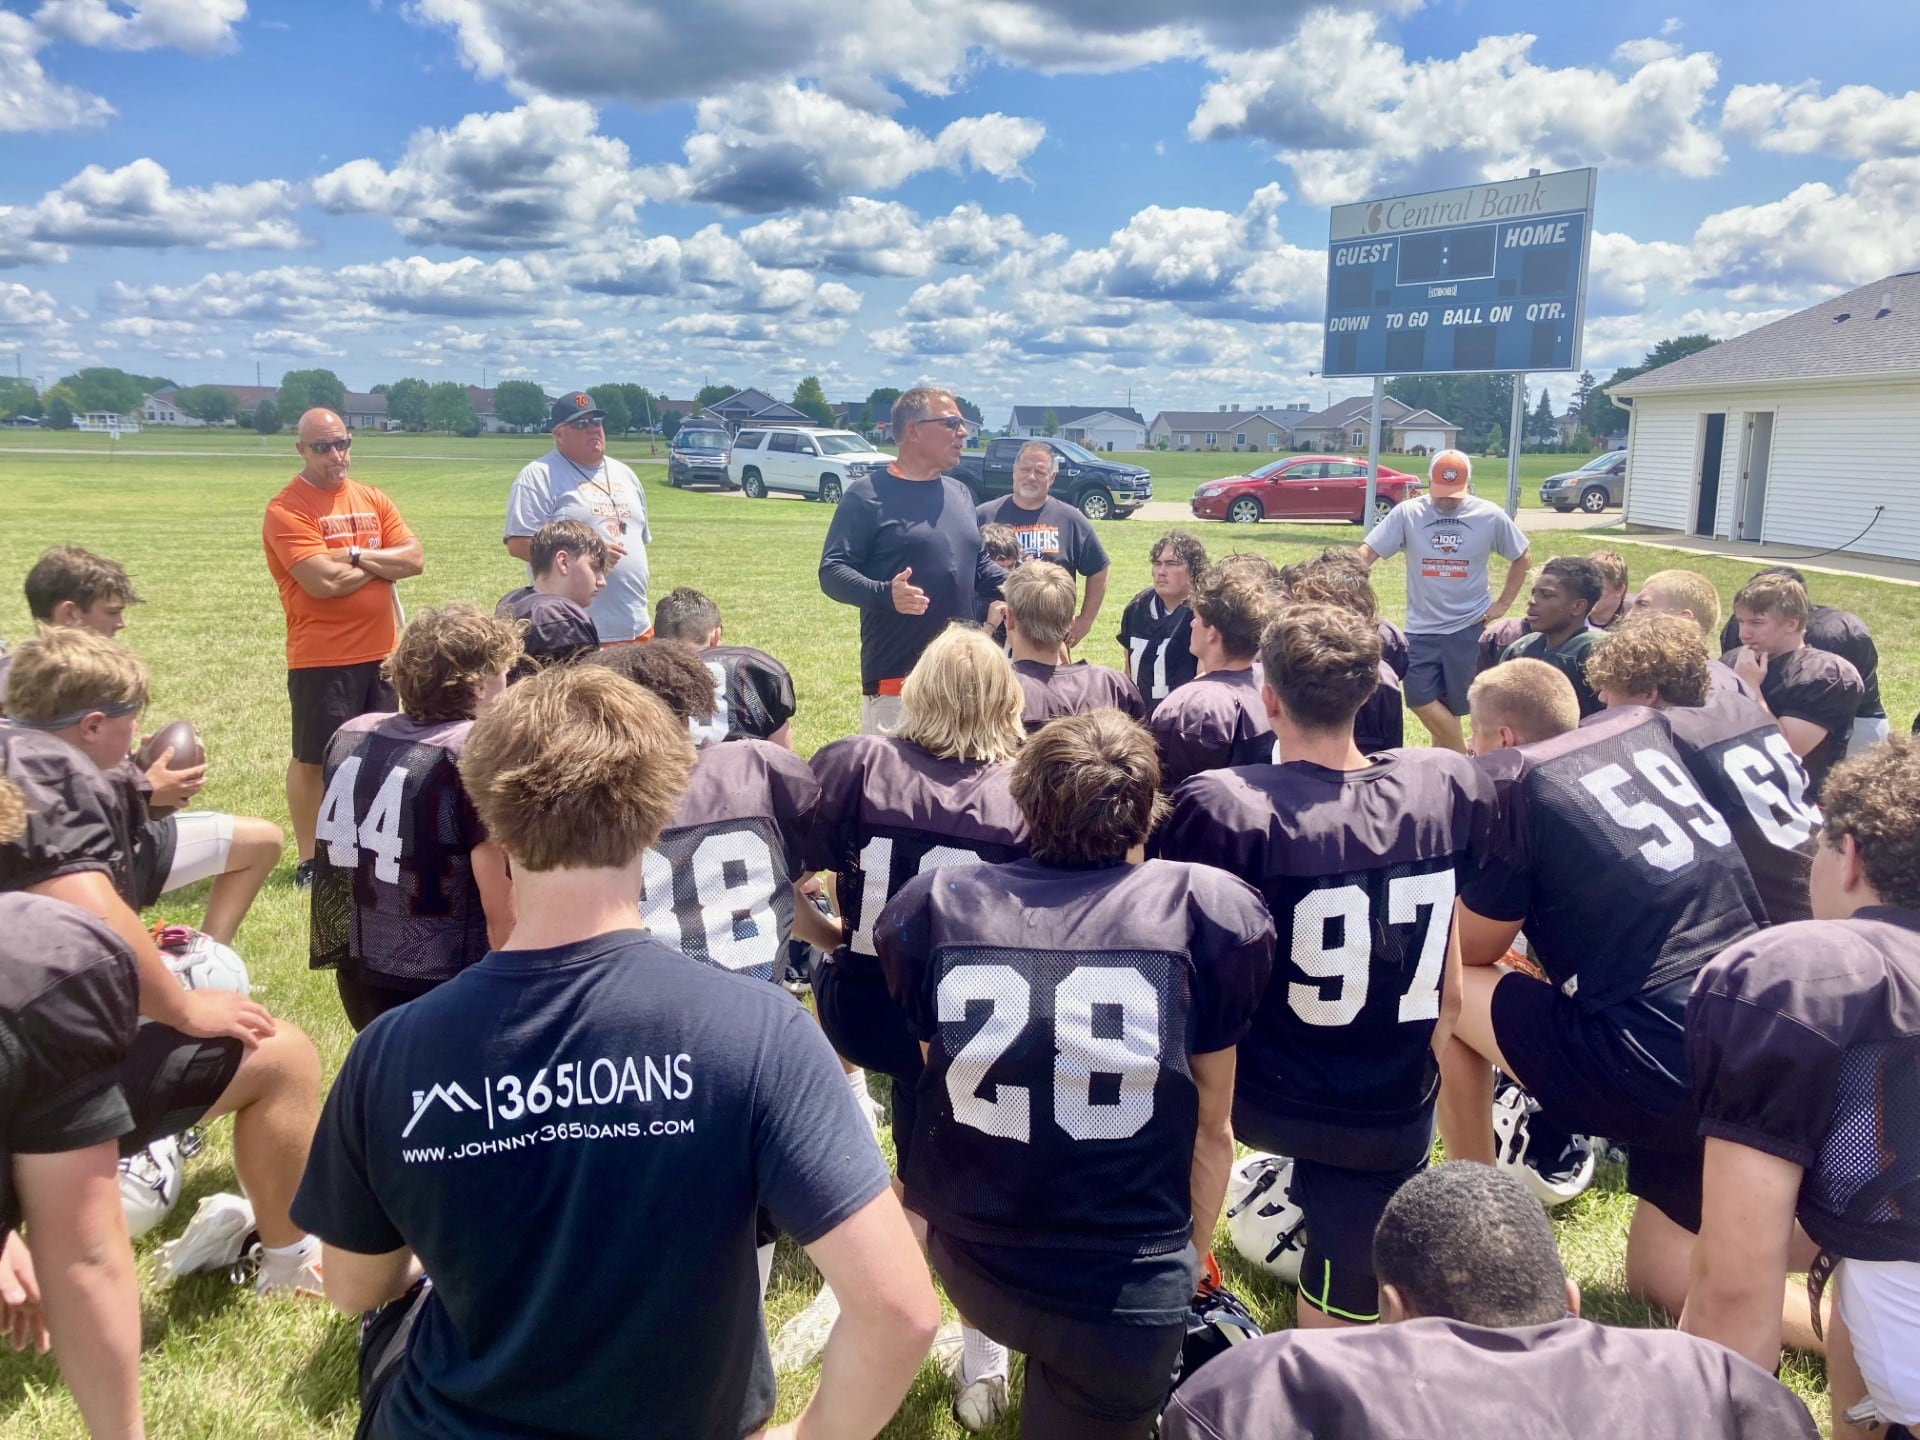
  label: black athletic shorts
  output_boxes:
[336,968,428,1034]
[118,1020,244,1155]
[1491,968,1704,1230]
[812,955,922,1082]
[930,1228,1187,1440]
[288,660,396,765]
[1289,1155,1427,1323]
[131,816,177,910]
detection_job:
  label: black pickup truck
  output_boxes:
[948,437,1152,520]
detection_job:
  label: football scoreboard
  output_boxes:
[1321,168,1595,377]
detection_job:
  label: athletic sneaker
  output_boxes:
[954,1373,1010,1433]
[928,1321,964,1377]
[294,859,315,889]
[769,1283,840,1372]
[157,1192,257,1280]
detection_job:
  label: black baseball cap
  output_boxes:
[550,391,606,427]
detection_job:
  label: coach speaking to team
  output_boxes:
[819,387,1006,734]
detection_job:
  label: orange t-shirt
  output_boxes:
[262,475,415,669]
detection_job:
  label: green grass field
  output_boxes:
[0,429,1896,1436]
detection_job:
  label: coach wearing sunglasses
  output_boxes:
[263,407,424,885]
[820,386,1005,733]
[505,392,653,647]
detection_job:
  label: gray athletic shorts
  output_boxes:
[1405,625,1484,716]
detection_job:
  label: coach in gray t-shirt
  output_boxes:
[1359,450,1529,753]
[505,392,652,642]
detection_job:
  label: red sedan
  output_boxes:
[1189,455,1423,526]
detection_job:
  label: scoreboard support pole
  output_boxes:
[1504,375,1525,519]
[1363,376,1384,529]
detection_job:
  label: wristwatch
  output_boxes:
[348,546,363,567]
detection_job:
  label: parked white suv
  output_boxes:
[728,427,889,502]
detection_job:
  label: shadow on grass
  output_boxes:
[287,1305,360,1425]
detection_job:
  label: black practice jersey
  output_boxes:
[641,739,819,983]
[311,714,490,990]
[1662,692,1818,925]
[1722,604,1883,719]
[1357,661,1405,756]
[0,892,140,1231]
[1012,659,1146,733]
[1464,707,1764,1011]
[1478,616,1529,675]
[804,735,1028,982]
[1378,620,1410,681]
[1690,909,1920,1263]
[1149,667,1273,789]
[0,728,136,899]
[878,858,1273,1256]
[1504,628,1601,717]
[692,645,796,746]
[1157,751,1494,1151]
[1728,645,1864,800]
[1118,589,1199,715]
[496,588,599,681]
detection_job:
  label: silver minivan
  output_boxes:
[729,427,889,502]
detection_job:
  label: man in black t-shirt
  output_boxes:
[311,604,523,1031]
[292,666,937,1440]
[1156,604,1494,1327]
[1149,563,1276,788]
[494,518,605,681]
[1439,658,1765,1317]
[820,387,1005,734]
[1719,565,1887,753]
[1117,530,1208,716]
[976,441,1111,649]
[1501,556,1602,717]
[1165,1163,1816,1440]
[3,629,327,1295]
[881,709,1274,1438]
[1589,614,1818,925]
[1684,737,1920,1435]
[652,585,800,749]
[1725,573,1865,799]
[1003,562,1144,731]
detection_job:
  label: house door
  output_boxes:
[1736,412,1774,541]
[1694,413,1726,537]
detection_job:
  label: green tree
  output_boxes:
[1386,373,1516,451]
[492,379,547,431]
[1584,334,1718,440]
[46,395,75,430]
[385,377,429,430]
[277,368,346,420]
[1530,388,1557,448]
[426,381,477,435]
[792,375,833,427]
[588,385,630,435]
[54,367,146,415]
[695,383,736,411]
[615,384,654,430]
[0,378,41,420]
[659,409,684,440]
[1041,408,1059,437]
[1572,370,1596,427]
[251,397,281,435]
[863,386,901,431]
[953,395,983,424]
[1484,422,1505,458]
[369,383,389,395]
[172,386,238,423]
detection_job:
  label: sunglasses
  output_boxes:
[564,416,605,430]
[913,415,967,431]
[305,438,352,454]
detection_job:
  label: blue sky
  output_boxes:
[3,0,1917,421]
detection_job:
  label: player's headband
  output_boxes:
[7,698,143,730]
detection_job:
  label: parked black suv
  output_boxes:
[948,437,1151,520]
[667,422,733,489]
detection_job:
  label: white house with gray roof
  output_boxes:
[1006,406,1147,450]
[1148,404,1310,452]
[1609,271,1920,562]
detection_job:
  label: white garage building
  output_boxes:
[1609,271,1920,562]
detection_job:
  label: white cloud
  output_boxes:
[638,84,1043,212]
[1586,231,1696,314]
[0,281,63,328]
[248,328,346,358]
[1189,12,1724,205]
[1689,156,1920,302]
[0,10,113,131]
[32,0,247,53]
[902,275,988,321]
[0,159,301,260]
[1722,82,1920,159]
[314,98,639,249]
[737,198,1049,278]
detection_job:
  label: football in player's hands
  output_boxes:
[136,719,206,773]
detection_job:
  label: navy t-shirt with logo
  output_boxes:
[292,930,890,1440]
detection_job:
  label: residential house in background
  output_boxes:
[342,391,392,431]
[1148,404,1310,452]
[141,391,205,427]
[1005,406,1148,450]
[1288,395,1461,455]
[706,388,816,430]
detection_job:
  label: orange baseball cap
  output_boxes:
[1428,448,1471,496]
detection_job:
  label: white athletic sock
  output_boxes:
[757,1243,775,1300]
[845,1066,869,1097]
[257,1235,320,1286]
[959,1326,1008,1386]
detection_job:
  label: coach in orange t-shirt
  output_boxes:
[263,407,424,885]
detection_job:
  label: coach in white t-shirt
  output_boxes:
[505,392,652,642]
[1358,449,1529,754]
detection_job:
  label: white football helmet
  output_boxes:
[1492,1073,1596,1208]
[119,1136,183,1239]
[1225,1152,1307,1284]
[160,929,251,997]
